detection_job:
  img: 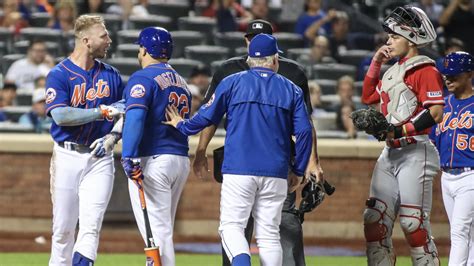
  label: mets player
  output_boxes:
[431,51,474,266]
[120,27,191,266]
[361,6,445,265]
[45,15,124,266]
[194,19,323,266]
[164,33,313,266]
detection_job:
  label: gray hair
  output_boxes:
[246,54,277,68]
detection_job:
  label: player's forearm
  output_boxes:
[309,122,320,163]
[196,124,217,153]
[293,127,313,176]
[176,113,214,136]
[50,106,103,126]
[111,116,124,134]
[362,61,382,105]
[122,108,146,158]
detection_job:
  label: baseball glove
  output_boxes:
[350,108,394,141]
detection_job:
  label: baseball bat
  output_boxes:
[136,179,162,266]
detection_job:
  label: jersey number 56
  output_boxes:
[168,92,189,118]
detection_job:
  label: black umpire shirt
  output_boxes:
[203,55,313,211]
[203,55,313,115]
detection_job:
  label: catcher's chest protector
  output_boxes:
[380,55,435,126]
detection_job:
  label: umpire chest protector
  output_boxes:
[381,55,435,126]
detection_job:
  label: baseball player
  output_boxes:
[360,6,445,265]
[164,33,313,266]
[120,27,191,266]
[431,51,474,266]
[193,19,323,266]
[45,15,124,266]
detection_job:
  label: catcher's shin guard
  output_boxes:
[363,198,396,266]
[399,206,440,266]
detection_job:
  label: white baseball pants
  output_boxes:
[128,154,190,266]
[49,144,115,266]
[442,170,474,266]
[219,174,287,266]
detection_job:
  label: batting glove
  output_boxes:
[90,132,121,158]
[99,104,122,119]
[121,158,144,181]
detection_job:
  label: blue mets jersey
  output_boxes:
[431,94,474,168]
[123,62,191,157]
[45,58,123,145]
[178,67,313,179]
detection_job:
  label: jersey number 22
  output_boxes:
[168,92,189,118]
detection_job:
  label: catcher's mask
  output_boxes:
[299,181,325,213]
[382,6,436,47]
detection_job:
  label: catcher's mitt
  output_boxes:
[350,108,394,141]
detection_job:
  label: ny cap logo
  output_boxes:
[252,23,263,29]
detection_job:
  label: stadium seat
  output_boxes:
[129,15,174,31]
[312,113,337,130]
[184,45,230,66]
[287,48,311,61]
[13,40,61,58]
[148,2,191,30]
[105,58,140,76]
[117,30,141,45]
[268,6,282,23]
[30,12,51,27]
[170,31,205,58]
[339,49,373,67]
[0,42,6,57]
[311,63,357,80]
[115,44,139,58]
[2,54,25,75]
[168,58,203,79]
[312,79,338,95]
[234,47,247,56]
[0,122,34,133]
[102,14,123,35]
[16,93,33,106]
[0,28,13,54]
[19,27,62,43]
[214,32,246,57]
[178,16,216,44]
[2,106,31,123]
[273,32,304,53]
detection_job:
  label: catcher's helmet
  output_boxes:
[440,51,474,76]
[136,27,173,59]
[382,6,436,47]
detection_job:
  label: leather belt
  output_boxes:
[57,141,92,154]
[442,167,473,175]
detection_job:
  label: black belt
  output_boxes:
[442,167,473,175]
[57,141,92,154]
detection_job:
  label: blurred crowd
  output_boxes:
[0,0,473,138]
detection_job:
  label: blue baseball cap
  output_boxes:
[248,33,282,58]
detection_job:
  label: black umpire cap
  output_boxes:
[245,19,273,39]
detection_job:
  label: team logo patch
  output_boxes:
[45,88,56,104]
[130,84,146,98]
[252,22,263,29]
[205,93,215,108]
[427,91,442,97]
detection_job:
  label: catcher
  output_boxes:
[352,5,445,266]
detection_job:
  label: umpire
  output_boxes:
[193,19,325,266]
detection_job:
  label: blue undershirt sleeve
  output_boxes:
[122,108,147,158]
[176,113,214,136]
[50,106,102,126]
